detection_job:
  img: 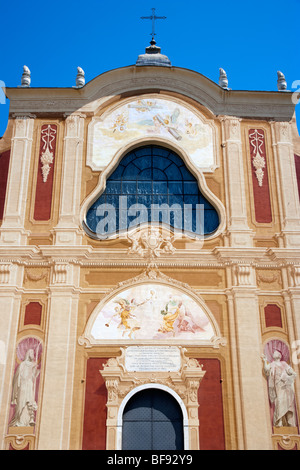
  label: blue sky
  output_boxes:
[1,0,300,136]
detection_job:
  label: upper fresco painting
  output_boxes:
[87,96,217,171]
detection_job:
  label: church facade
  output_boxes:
[0,42,300,450]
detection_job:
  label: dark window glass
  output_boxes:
[122,389,184,451]
[85,145,219,238]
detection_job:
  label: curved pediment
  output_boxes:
[79,66,223,116]
[5,64,295,121]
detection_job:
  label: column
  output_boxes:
[38,261,80,449]
[231,264,272,449]
[53,113,85,245]
[270,121,300,247]
[0,114,35,245]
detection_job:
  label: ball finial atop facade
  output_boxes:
[219,68,229,89]
[21,65,31,87]
[277,71,287,91]
[76,67,85,88]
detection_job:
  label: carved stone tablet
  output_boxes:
[125,346,181,372]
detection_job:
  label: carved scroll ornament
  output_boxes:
[249,129,266,187]
[40,125,57,183]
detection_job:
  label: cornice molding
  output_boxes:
[5,66,295,121]
[0,244,299,268]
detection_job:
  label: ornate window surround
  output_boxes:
[84,145,221,239]
[81,137,226,242]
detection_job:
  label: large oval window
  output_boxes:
[84,145,220,239]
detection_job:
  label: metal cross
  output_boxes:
[141,8,166,39]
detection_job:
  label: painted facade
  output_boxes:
[0,58,300,451]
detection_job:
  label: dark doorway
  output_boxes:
[122,388,184,450]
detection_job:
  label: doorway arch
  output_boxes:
[117,384,189,450]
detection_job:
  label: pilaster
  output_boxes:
[220,116,254,247]
[37,260,80,449]
[0,114,35,245]
[0,262,24,448]
[281,289,300,418]
[229,263,272,449]
[286,264,300,342]
[53,113,85,245]
[270,121,300,247]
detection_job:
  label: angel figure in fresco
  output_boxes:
[158,296,203,336]
[152,112,182,141]
[9,348,40,427]
[159,297,182,334]
[262,350,297,428]
[105,296,150,339]
[128,99,158,113]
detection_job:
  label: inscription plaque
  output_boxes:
[125,346,181,372]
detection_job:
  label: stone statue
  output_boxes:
[262,350,297,428]
[9,348,40,427]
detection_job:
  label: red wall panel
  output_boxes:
[198,358,226,450]
[0,150,11,220]
[294,154,300,201]
[33,124,57,221]
[82,358,108,450]
[249,129,272,223]
[264,304,282,329]
[24,302,42,326]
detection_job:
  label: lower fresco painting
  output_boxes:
[90,283,215,341]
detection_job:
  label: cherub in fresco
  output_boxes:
[112,113,128,133]
[128,99,161,113]
[105,296,149,339]
[185,120,201,137]
[136,99,155,112]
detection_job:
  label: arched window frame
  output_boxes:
[81,138,226,241]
